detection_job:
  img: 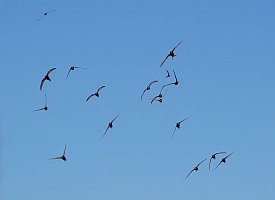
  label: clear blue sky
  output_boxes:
[1,0,275,199]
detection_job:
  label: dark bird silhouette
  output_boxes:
[186,158,207,179]
[40,67,56,91]
[50,143,67,162]
[163,70,179,89]
[208,152,227,170]
[102,114,119,139]
[37,10,56,21]
[150,95,163,104]
[214,152,234,170]
[160,41,182,68]
[171,117,189,140]
[165,70,170,78]
[86,86,106,102]
[141,80,158,101]
[33,94,48,112]
[66,66,87,79]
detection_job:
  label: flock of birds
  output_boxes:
[33,10,234,180]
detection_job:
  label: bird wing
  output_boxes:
[214,152,227,156]
[150,95,159,104]
[172,41,183,51]
[101,126,110,139]
[40,77,46,91]
[179,117,189,124]
[160,54,170,68]
[50,156,62,160]
[224,152,234,159]
[36,14,45,21]
[47,9,56,14]
[97,85,106,93]
[170,126,177,140]
[141,88,147,101]
[74,66,87,69]
[46,67,56,76]
[209,157,213,171]
[197,158,207,167]
[111,114,119,123]
[185,169,195,179]
[86,93,95,102]
[32,107,45,112]
[63,143,67,156]
[214,160,223,170]
[65,68,72,79]
[173,70,178,81]
[148,80,158,87]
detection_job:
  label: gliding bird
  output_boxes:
[214,152,234,170]
[208,152,227,170]
[86,86,106,102]
[141,80,158,101]
[33,94,48,112]
[50,143,67,162]
[185,158,207,179]
[160,41,182,68]
[66,66,87,79]
[102,114,119,139]
[171,117,189,140]
[40,67,56,91]
[37,10,56,21]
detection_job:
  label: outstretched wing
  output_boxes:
[172,41,183,51]
[97,85,106,93]
[224,152,234,159]
[46,67,56,76]
[63,143,67,156]
[165,70,170,78]
[170,126,177,140]
[197,158,207,167]
[173,70,178,81]
[111,114,119,123]
[50,156,62,160]
[40,77,46,91]
[214,152,227,156]
[47,9,56,14]
[141,88,147,101]
[160,54,170,68]
[36,14,45,22]
[32,107,45,112]
[179,117,189,124]
[209,157,213,171]
[150,95,159,104]
[101,126,110,139]
[148,80,158,87]
[86,93,95,102]
[185,169,195,179]
[214,160,223,170]
[66,68,72,79]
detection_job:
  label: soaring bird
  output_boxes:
[66,66,87,79]
[37,10,56,21]
[171,117,189,140]
[86,86,106,102]
[160,41,182,68]
[33,94,48,112]
[208,152,227,170]
[141,80,158,101]
[214,152,234,170]
[102,114,119,139]
[185,158,207,179]
[50,143,67,162]
[40,67,56,91]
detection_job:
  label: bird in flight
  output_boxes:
[141,80,158,101]
[102,114,119,139]
[86,86,106,102]
[66,66,87,79]
[208,152,227,170]
[165,70,170,78]
[33,94,48,112]
[214,152,234,170]
[185,158,207,179]
[37,10,56,22]
[160,41,182,67]
[40,67,56,91]
[163,70,179,89]
[50,143,67,162]
[171,117,189,140]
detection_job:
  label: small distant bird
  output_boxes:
[141,80,158,101]
[66,66,87,79]
[86,86,106,102]
[185,158,207,179]
[160,41,182,68]
[102,114,119,139]
[208,152,227,170]
[163,70,179,88]
[36,10,56,22]
[165,70,170,78]
[214,152,234,170]
[171,117,189,140]
[33,94,48,112]
[40,67,56,91]
[150,95,163,104]
[50,143,67,162]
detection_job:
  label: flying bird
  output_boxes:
[37,10,56,21]
[33,94,48,112]
[86,86,106,102]
[102,114,119,139]
[185,158,207,179]
[40,67,56,91]
[214,152,234,170]
[171,117,189,140]
[66,66,87,79]
[165,70,170,78]
[50,143,67,162]
[160,41,182,68]
[208,152,227,170]
[141,80,158,101]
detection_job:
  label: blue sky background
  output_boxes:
[1,0,275,199]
